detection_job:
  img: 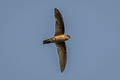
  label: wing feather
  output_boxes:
[56,42,66,72]
[54,8,65,36]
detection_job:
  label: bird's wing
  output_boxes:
[54,8,65,36]
[56,42,66,72]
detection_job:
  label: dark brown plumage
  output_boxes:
[54,8,65,36]
[56,42,66,72]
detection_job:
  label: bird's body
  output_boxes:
[43,35,70,44]
[43,8,70,72]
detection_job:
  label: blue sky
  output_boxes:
[0,0,120,80]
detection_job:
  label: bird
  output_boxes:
[43,8,70,72]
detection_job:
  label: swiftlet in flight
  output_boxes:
[43,8,71,72]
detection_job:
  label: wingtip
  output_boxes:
[54,8,58,11]
[60,69,65,73]
[60,65,65,73]
[54,8,60,13]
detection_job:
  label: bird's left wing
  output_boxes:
[54,8,65,36]
[56,42,67,72]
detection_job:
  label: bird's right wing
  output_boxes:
[56,42,67,72]
[54,8,65,36]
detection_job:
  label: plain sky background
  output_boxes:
[0,0,120,80]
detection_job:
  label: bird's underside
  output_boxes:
[43,8,70,72]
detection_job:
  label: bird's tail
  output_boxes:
[43,39,51,44]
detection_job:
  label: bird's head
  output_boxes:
[65,35,71,40]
